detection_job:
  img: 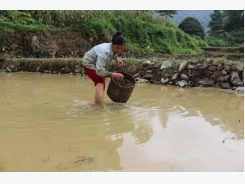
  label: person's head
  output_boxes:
[111,32,126,54]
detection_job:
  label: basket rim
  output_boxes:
[111,71,136,88]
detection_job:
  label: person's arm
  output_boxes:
[96,55,124,79]
[114,55,123,68]
[113,57,124,78]
[96,55,112,77]
[111,72,124,79]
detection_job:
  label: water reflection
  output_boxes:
[0,72,243,171]
[164,87,244,139]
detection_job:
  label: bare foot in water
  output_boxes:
[96,98,110,110]
[99,102,110,110]
[100,106,110,110]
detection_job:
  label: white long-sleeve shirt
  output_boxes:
[82,42,119,77]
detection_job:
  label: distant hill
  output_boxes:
[155,10,213,33]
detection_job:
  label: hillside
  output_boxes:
[0,10,208,60]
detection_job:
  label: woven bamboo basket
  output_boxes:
[107,71,136,103]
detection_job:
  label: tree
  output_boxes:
[206,10,244,46]
[178,17,205,39]
[207,10,223,35]
[155,10,177,19]
[223,10,244,31]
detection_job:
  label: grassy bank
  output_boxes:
[0,10,208,56]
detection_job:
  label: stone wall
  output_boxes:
[0,58,243,91]
[128,59,244,90]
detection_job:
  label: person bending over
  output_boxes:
[82,32,126,109]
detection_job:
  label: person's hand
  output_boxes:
[112,72,124,79]
[117,59,123,68]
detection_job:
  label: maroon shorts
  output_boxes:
[82,65,106,90]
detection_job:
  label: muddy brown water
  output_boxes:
[0,72,243,172]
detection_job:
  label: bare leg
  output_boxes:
[94,93,99,106]
[95,83,109,110]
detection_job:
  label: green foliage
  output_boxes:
[0,10,206,54]
[179,17,205,39]
[81,18,116,38]
[109,13,201,54]
[0,10,35,25]
[155,10,178,19]
[192,36,209,47]
[176,30,186,43]
[205,35,226,47]
[206,10,244,47]
[223,10,244,31]
[165,10,213,33]
[208,10,223,35]
[216,57,236,66]
[0,20,53,33]
[228,29,244,46]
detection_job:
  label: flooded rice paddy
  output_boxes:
[0,72,243,172]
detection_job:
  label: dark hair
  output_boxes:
[112,32,126,45]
